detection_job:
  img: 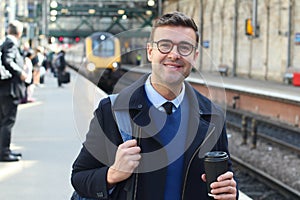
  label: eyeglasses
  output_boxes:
[152,39,197,56]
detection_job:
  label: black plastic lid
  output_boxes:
[204,151,228,162]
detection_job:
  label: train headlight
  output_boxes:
[87,62,96,72]
[112,62,119,69]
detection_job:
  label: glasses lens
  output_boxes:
[157,40,173,53]
[178,42,193,56]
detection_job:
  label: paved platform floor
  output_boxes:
[0,70,105,200]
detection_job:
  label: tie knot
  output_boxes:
[162,102,174,115]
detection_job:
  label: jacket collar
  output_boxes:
[113,73,218,117]
[112,74,149,111]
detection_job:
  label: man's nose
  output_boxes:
[168,45,181,59]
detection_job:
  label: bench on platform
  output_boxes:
[283,72,293,84]
[283,67,296,84]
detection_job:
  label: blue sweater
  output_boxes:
[155,106,188,200]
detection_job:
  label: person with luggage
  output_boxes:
[54,50,67,87]
[71,11,237,199]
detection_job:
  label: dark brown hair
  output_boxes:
[150,11,199,43]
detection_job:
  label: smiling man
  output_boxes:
[71,11,238,200]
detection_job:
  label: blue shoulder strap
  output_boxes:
[109,94,132,142]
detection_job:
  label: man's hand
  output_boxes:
[107,139,141,187]
[201,171,237,200]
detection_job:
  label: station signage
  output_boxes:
[294,33,300,45]
[203,40,209,48]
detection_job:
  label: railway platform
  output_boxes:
[188,71,300,103]
[125,65,300,103]
[0,69,253,200]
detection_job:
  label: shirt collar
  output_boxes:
[144,75,185,109]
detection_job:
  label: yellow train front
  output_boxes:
[84,32,121,74]
[66,32,122,93]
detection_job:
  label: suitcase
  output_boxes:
[58,71,70,84]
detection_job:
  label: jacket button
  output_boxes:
[96,192,104,197]
[137,104,142,109]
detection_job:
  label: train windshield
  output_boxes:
[92,38,114,57]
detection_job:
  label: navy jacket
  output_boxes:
[71,74,235,200]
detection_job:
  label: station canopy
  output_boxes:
[47,0,161,38]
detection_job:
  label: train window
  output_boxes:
[92,39,114,57]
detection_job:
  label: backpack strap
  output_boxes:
[109,94,132,142]
[109,94,140,200]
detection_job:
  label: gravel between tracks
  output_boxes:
[227,129,300,192]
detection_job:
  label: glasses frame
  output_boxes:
[152,39,197,56]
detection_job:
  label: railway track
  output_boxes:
[226,107,300,155]
[232,156,300,199]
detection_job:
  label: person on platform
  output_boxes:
[136,53,142,65]
[0,20,27,162]
[71,11,238,199]
[54,50,66,87]
[22,49,35,103]
[31,46,45,86]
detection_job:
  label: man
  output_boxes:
[71,11,237,199]
[0,20,27,162]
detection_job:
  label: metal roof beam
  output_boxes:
[47,1,158,37]
[51,6,156,18]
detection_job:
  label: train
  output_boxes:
[65,32,123,93]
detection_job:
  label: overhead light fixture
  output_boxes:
[61,8,68,14]
[146,10,152,15]
[118,9,125,15]
[50,1,58,9]
[50,16,56,22]
[148,0,155,7]
[88,9,96,14]
[50,10,58,16]
[122,15,127,20]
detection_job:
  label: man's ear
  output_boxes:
[194,48,199,60]
[146,43,152,62]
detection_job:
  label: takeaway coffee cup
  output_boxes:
[204,151,229,197]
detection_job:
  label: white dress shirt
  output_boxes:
[144,75,185,113]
